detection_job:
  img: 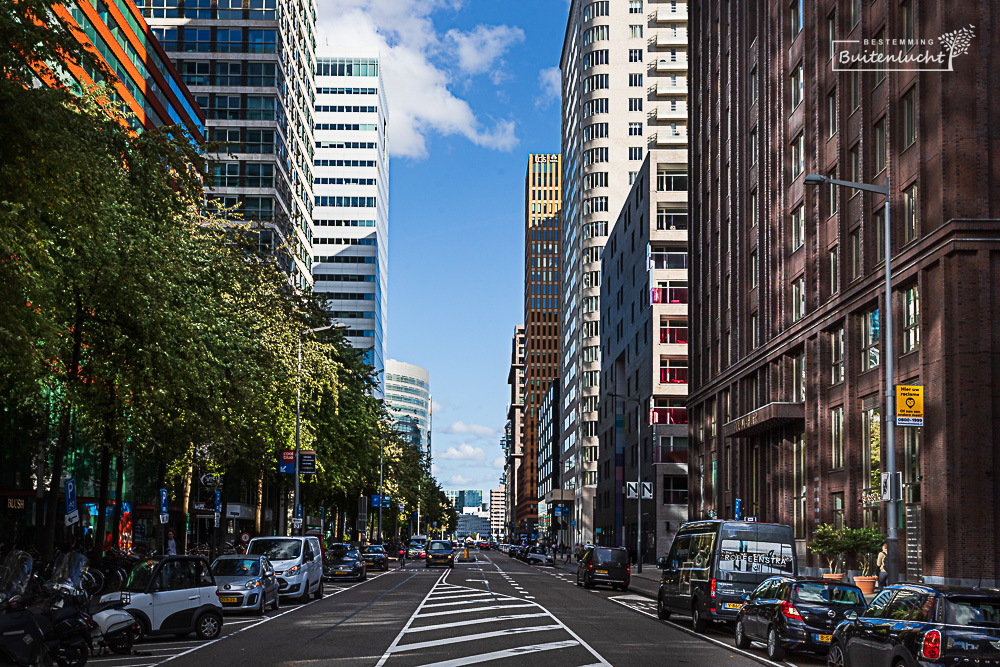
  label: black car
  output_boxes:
[577,546,630,591]
[323,544,366,582]
[425,540,454,569]
[734,576,867,660]
[361,545,388,571]
[828,583,1000,667]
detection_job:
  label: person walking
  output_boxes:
[398,544,407,569]
[876,542,889,590]
[165,530,178,556]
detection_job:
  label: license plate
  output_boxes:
[337,570,351,574]
[814,634,832,643]
[219,597,238,604]
[723,602,743,610]
[596,569,608,574]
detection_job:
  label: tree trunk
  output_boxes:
[254,471,263,535]
[111,454,124,550]
[156,460,166,553]
[179,450,193,555]
[93,445,111,560]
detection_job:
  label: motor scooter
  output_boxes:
[86,597,137,656]
[37,552,92,666]
[0,551,54,667]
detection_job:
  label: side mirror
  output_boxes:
[741,593,750,602]
[302,554,312,563]
[845,610,859,621]
[656,557,667,570]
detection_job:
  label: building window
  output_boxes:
[827,13,836,60]
[790,0,803,36]
[628,122,642,136]
[629,97,643,111]
[629,0,643,12]
[750,190,758,228]
[748,128,757,165]
[849,0,861,27]
[749,249,758,287]
[903,184,918,242]
[850,70,860,111]
[792,435,805,538]
[628,171,639,184]
[832,492,845,529]
[629,146,643,160]
[829,246,840,294]
[750,313,759,348]
[793,352,806,402]
[863,405,881,495]
[902,89,917,148]
[874,29,887,83]
[848,144,860,184]
[831,326,845,383]
[874,118,886,173]
[791,204,805,250]
[749,69,758,105]
[831,405,845,468]
[873,207,886,262]
[629,73,643,87]
[828,169,838,215]
[792,276,806,321]
[790,63,804,108]
[792,132,805,178]
[850,229,862,280]
[630,25,643,39]
[903,284,920,352]
[902,0,914,45]
[629,48,643,62]
[828,89,837,137]
[662,475,688,505]
[863,307,880,370]
[903,428,921,503]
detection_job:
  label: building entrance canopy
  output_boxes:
[722,402,805,438]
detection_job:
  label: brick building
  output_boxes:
[688,0,1000,584]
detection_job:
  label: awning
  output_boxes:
[723,402,805,438]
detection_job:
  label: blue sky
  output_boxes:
[316,0,569,498]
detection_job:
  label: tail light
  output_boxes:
[588,561,594,571]
[626,563,631,575]
[710,578,717,599]
[780,601,803,620]
[922,630,941,659]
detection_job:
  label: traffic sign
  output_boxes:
[213,512,220,528]
[372,495,380,508]
[291,518,303,529]
[735,498,742,520]
[881,472,902,501]
[299,451,317,475]
[896,385,923,426]
[65,478,79,525]
[214,490,221,513]
[240,532,251,544]
[279,450,296,474]
[159,513,169,524]
[398,502,404,512]
[626,482,638,499]
[159,488,168,515]
[641,482,653,500]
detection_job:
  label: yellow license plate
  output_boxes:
[219,597,238,603]
[596,569,608,574]
[815,634,832,643]
[724,603,743,610]
[337,570,350,574]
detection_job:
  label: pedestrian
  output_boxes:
[876,542,889,590]
[165,529,177,556]
[398,544,406,569]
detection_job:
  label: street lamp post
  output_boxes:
[378,435,384,544]
[805,174,897,585]
[610,392,645,574]
[294,323,345,536]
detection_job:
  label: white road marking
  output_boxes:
[416,602,538,618]
[386,625,561,653]
[403,613,550,634]
[413,640,581,667]
[422,598,498,608]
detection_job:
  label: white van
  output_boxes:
[246,536,323,602]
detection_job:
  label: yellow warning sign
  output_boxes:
[896,385,923,427]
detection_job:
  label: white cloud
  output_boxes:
[317,0,520,158]
[491,457,505,469]
[437,443,486,461]
[441,421,496,437]
[445,25,525,83]
[447,474,477,486]
[431,399,444,414]
[536,66,561,108]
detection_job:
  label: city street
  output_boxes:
[88,551,828,667]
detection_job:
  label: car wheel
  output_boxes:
[734,617,751,649]
[584,575,594,589]
[196,612,222,640]
[691,602,706,633]
[300,580,311,603]
[657,594,671,620]
[766,626,785,661]
[314,579,323,599]
[272,591,280,611]
[620,584,629,593]
[827,643,847,667]
[257,596,267,615]
[107,628,135,655]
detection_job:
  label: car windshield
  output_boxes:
[597,548,626,564]
[945,598,1000,627]
[793,583,863,605]
[326,545,354,559]
[212,559,260,577]
[247,539,300,560]
[429,541,450,550]
[124,560,157,593]
[363,546,384,554]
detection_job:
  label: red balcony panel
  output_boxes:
[649,407,688,425]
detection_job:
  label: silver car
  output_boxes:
[211,555,279,615]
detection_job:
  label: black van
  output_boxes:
[656,520,796,632]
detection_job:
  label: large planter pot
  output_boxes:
[854,576,878,595]
[822,573,845,582]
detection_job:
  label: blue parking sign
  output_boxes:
[735,498,742,521]
[214,490,221,513]
[160,488,168,515]
[64,478,77,515]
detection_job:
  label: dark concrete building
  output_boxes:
[688,0,1000,584]
[537,380,565,545]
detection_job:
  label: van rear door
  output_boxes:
[714,523,795,613]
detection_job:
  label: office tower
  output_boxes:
[503,326,525,540]
[595,152,689,558]
[689,0,999,583]
[489,487,505,539]
[444,490,460,509]
[559,0,689,547]
[384,360,431,456]
[58,1,205,141]
[312,48,389,386]
[537,380,565,545]
[140,0,317,288]
[517,153,562,535]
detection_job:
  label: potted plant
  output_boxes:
[845,527,884,594]
[808,524,846,581]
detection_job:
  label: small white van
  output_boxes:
[246,536,323,602]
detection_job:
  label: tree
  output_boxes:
[808,524,846,573]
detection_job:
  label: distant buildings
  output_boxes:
[443,490,482,511]
[312,48,389,387]
[455,508,491,539]
[385,360,431,457]
[503,326,526,540]
[489,487,505,539]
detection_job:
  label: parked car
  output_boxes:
[577,546,630,591]
[525,547,554,566]
[104,555,223,640]
[733,576,866,660]
[323,544,366,581]
[657,520,797,632]
[211,555,280,615]
[827,583,1000,667]
[246,536,323,602]
[361,545,388,572]
[425,540,455,569]
[407,543,426,560]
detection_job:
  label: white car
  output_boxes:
[246,536,323,602]
[525,547,555,565]
[105,556,223,640]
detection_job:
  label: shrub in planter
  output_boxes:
[844,527,885,577]
[808,524,846,574]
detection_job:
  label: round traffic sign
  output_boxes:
[280,450,295,463]
[240,532,251,544]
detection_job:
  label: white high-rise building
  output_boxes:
[489,487,505,539]
[559,0,689,546]
[312,48,389,388]
[384,360,431,457]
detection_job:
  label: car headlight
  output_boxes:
[285,564,300,575]
[245,579,262,589]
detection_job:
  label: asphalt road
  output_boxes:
[91,551,829,667]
